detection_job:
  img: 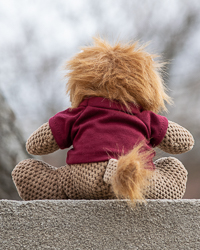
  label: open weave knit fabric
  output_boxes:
[26,122,59,155]
[145,157,188,199]
[158,121,194,154]
[12,157,187,201]
[12,160,115,200]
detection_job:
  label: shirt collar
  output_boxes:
[79,97,142,114]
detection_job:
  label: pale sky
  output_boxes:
[0,0,200,134]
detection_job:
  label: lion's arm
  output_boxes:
[157,121,194,154]
[26,122,59,155]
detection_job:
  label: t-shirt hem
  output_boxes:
[152,117,168,147]
[49,117,66,149]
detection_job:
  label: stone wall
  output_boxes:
[0,199,199,249]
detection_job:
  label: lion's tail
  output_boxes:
[111,141,154,205]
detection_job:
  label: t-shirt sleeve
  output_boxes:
[149,112,168,147]
[49,107,84,149]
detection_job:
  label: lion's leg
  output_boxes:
[145,157,188,199]
[12,159,67,200]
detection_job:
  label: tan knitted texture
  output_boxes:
[12,159,67,200]
[59,162,116,200]
[145,157,187,199]
[26,122,59,155]
[103,159,118,184]
[158,121,194,154]
[12,160,115,201]
[12,157,187,201]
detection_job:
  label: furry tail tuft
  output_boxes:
[111,141,154,205]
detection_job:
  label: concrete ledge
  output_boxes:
[0,200,200,249]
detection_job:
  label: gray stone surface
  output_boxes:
[0,199,200,250]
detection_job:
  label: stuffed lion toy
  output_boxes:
[12,38,194,203]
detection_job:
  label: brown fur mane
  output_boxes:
[65,37,172,113]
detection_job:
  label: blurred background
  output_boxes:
[0,0,199,200]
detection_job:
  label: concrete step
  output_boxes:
[0,199,200,250]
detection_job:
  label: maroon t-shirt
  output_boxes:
[49,97,168,168]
